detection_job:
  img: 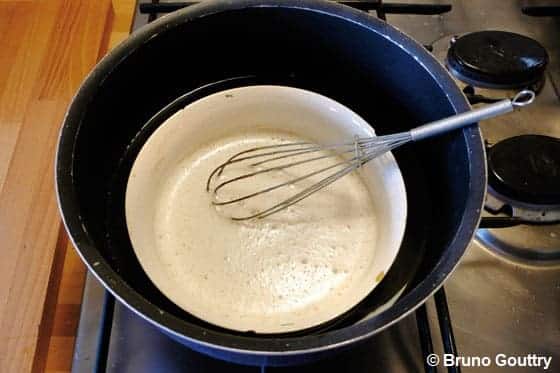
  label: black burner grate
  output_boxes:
[138,1,452,21]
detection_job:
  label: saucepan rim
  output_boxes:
[55,0,485,355]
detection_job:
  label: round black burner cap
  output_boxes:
[488,135,560,205]
[446,31,548,89]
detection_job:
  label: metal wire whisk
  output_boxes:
[206,90,535,220]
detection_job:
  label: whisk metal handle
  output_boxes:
[409,90,535,142]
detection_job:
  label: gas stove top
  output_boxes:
[72,1,560,372]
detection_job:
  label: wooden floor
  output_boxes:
[0,1,135,372]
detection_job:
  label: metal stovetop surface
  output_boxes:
[73,1,559,372]
[391,0,560,371]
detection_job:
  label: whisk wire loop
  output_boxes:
[206,133,411,220]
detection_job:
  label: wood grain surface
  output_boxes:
[0,1,136,372]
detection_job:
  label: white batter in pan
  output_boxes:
[153,132,378,331]
[125,86,407,333]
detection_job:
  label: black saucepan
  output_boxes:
[55,0,485,366]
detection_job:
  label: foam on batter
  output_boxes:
[151,131,379,331]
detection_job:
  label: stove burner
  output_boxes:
[487,135,560,205]
[446,31,548,89]
[476,135,560,267]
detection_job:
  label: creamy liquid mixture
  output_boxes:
[152,131,379,331]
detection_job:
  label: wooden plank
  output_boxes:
[35,1,114,101]
[0,1,57,191]
[44,336,75,372]
[32,227,69,373]
[108,0,136,49]
[0,1,119,372]
[42,243,86,373]
[0,99,66,372]
[40,1,137,373]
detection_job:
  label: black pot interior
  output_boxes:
[69,7,473,341]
